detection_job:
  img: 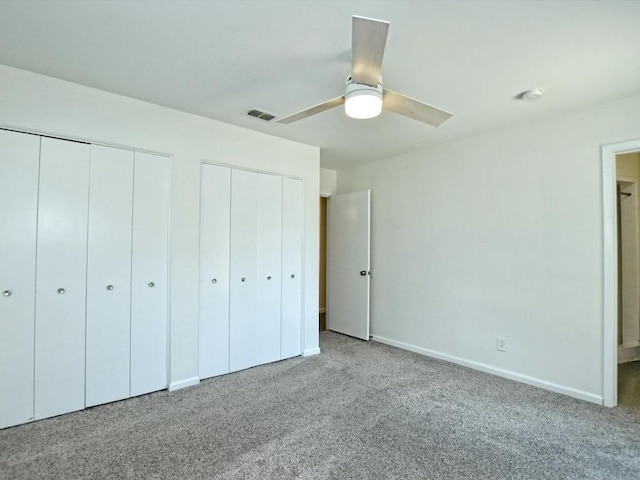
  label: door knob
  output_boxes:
[148,282,155,288]
[57,288,65,294]
[211,278,217,284]
[241,277,246,282]
[3,290,11,297]
[291,274,295,278]
[360,271,367,276]
[106,285,114,291]
[267,276,272,280]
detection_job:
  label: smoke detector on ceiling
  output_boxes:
[520,88,544,101]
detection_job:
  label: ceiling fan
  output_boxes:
[276,15,452,126]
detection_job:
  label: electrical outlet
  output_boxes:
[496,336,507,352]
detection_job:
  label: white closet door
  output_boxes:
[86,145,134,407]
[0,130,39,428]
[131,152,170,397]
[199,164,231,379]
[35,137,90,420]
[229,169,259,372]
[281,177,303,359]
[255,174,283,366]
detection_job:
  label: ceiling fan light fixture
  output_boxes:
[344,81,383,119]
[276,17,452,126]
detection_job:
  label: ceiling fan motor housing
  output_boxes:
[344,76,383,119]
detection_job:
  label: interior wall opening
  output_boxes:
[319,196,327,331]
[615,151,640,408]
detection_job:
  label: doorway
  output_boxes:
[319,196,327,331]
[615,154,640,408]
[603,140,640,407]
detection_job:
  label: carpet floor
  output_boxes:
[1,331,640,479]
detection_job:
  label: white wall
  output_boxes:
[336,94,640,403]
[0,65,320,389]
[320,168,337,197]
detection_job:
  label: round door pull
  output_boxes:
[241,277,246,282]
[148,282,155,288]
[57,288,65,294]
[3,290,11,297]
[290,274,295,279]
[267,276,272,280]
[106,285,114,291]
[211,278,217,284]
[360,270,368,276]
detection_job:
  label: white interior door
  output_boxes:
[131,152,170,396]
[0,130,39,428]
[199,163,231,379]
[255,173,283,366]
[327,190,371,340]
[281,177,303,359]
[86,145,134,407]
[229,169,259,372]
[35,137,90,420]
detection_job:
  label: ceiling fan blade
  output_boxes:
[351,16,389,87]
[276,96,345,124]
[383,89,453,127]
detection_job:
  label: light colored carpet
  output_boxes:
[2,331,640,479]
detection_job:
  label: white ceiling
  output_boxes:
[0,1,639,168]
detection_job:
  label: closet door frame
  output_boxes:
[0,125,173,426]
[201,160,305,373]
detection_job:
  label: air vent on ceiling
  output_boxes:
[246,108,277,122]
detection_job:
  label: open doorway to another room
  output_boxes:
[615,151,640,408]
[319,196,327,331]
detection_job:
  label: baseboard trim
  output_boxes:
[168,377,200,392]
[371,335,603,405]
[303,347,321,357]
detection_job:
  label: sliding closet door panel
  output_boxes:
[281,177,303,359]
[255,174,282,366]
[131,152,170,397]
[199,164,231,379]
[229,169,259,372]
[35,137,90,420]
[0,130,39,428]
[86,145,134,407]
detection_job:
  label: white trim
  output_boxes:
[302,347,321,357]
[168,377,200,392]
[200,159,303,181]
[602,138,640,407]
[371,335,603,405]
[0,124,171,158]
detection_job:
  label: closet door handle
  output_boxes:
[106,285,114,291]
[148,282,155,288]
[290,274,295,279]
[211,278,217,284]
[267,276,272,280]
[3,290,11,297]
[57,288,65,294]
[241,277,246,282]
